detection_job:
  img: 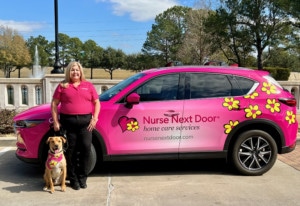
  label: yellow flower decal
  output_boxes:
[127,121,139,132]
[261,82,277,95]
[224,120,239,134]
[244,92,259,99]
[265,99,281,113]
[244,105,262,119]
[285,111,296,124]
[223,97,240,111]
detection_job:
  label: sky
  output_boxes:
[0,0,200,54]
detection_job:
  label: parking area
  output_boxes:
[0,140,300,206]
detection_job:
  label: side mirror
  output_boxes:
[125,93,140,108]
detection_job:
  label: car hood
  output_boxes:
[13,103,53,121]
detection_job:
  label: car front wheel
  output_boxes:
[84,143,97,174]
[231,130,277,176]
[75,143,97,174]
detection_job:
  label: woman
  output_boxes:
[51,61,100,190]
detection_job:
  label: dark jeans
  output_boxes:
[60,113,92,184]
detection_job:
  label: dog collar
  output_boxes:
[46,152,63,169]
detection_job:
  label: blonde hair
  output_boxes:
[60,61,86,88]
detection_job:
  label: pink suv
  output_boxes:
[14,66,298,175]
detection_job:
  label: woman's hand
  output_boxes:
[53,121,60,132]
[87,118,98,132]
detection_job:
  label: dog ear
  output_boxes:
[46,137,52,144]
[61,136,67,143]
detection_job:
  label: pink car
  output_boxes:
[14,66,298,175]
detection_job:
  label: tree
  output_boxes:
[56,33,71,67]
[178,9,217,65]
[68,37,83,62]
[275,0,300,28]
[205,0,290,69]
[101,47,126,79]
[142,6,191,65]
[26,35,52,67]
[0,26,31,78]
[205,7,254,67]
[125,53,160,72]
[82,40,104,79]
[263,45,300,72]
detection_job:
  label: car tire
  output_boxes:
[75,143,97,174]
[231,130,277,176]
[87,143,97,174]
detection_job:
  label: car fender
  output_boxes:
[224,118,284,152]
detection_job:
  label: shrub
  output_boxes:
[0,109,17,134]
[263,67,290,80]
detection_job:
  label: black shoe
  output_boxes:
[70,182,80,190]
[80,182,87,189]
[78,175,87,189]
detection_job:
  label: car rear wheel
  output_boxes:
[231,130,277,176]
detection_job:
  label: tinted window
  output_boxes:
[100,73,145,101]
[190,73,232,98]
[234,76,255,95]
[134,74,180,101]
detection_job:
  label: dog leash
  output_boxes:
[49,124,69,152]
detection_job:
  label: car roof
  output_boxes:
[141,65,269,78]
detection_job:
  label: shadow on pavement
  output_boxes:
[1,149,234,193]
[0,150,43,193]
[91,158,232,177]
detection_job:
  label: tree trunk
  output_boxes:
[257,49,263,70]
[90,67,93,79]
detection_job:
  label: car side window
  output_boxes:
[233,76,255,95]
[190,73,232,98]
[134,74,180,101]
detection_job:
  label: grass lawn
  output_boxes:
[0,67,137,80]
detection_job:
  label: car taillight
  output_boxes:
[279,98,297,107]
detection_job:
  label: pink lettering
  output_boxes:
[171,116,193,123]
[143,116,169,124]
[195,115,218,122]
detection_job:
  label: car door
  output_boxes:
[179,72,251,152]
[104,73,185,155]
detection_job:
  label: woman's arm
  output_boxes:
[88,99,100,131]
[51,98,61,131]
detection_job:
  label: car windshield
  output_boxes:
[100,72,145,101]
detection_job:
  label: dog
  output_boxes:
[43,136,67,194]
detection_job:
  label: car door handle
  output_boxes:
[164,110,180,117]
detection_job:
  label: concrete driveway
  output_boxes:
[0,141,300,206]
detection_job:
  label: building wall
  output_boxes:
[0,74,121,111]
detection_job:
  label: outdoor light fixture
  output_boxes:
[51,0,64,74]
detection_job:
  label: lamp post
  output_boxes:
[51,0,64,74]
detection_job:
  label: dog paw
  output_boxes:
[61,185,66,192]
[43,187,48,191]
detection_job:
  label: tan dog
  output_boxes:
[43,136,67,194]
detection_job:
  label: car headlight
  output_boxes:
[14,120,45,128]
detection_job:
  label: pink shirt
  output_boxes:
[53,81,98,115]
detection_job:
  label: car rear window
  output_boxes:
[190,73,232,98]
[189,73,256,99]
[233,76,256,95]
